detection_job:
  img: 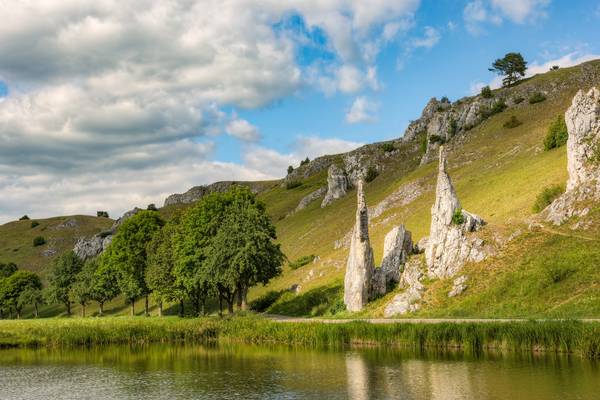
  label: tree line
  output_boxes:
[0,186,285,318]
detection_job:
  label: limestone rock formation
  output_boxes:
[425,147,486,278]
[372,225,413,296]
[546,87,600,225]
[164,181,266,207]
[293,187,327,213]
[73,207,141,260]
[384,258,424,317]
[448,275,468,297]
[344,180,375,312]
[321,164,349,208]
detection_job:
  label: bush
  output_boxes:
[30,221,40,228]
[327,297,346,315]
[419,131,428,154]
[429,135,445,144]
[543,115,568,151]
[503,116,522,129]
[529,92,546,104]
[289,255,316,270]
[447,119,458,137]
[533,184,565,213]
[480,86,493,98]
[440,96,450,103]
[33,236,46,247]
[97,211,109,218]
[480,100,507,119]
[19,215,30,221]
[513,96,524,104]
[285,180,302,190]
[550,65,559,71]
[381,142,395,153]
[452,209,465,225]
[287,165,294,175]
[147,204,158,211]
[365,166,379,183]
[300,157,310,166]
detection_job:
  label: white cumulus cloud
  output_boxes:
[345,97,379,124]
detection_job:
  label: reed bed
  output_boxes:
[0,316,598,359]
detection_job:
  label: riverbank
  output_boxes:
[0,316,599,359]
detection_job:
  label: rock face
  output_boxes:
[293,187,327,213]
[372,225,413,296]
[425,147,486,278]
[546,88,600,225]
[322,164,349,208]
[384,258,425,317]
[343,180,375,312]
[164,181,265,207]
[73,207,141,260]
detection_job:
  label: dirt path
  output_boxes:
[265,315,600,324]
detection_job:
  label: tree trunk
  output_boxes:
[99,302,104,317]
[201,299,205,316]
[66,301,72,316]
[145,295,149,317]
[179,299,184,317]
[81,304,86,318]
[16,308,21,319]
[240,284,248,311]
[227,298,234,314]
[34,303,39,318]
[218,296,223,317]
[130,299,135,316]
[236,287,242,310]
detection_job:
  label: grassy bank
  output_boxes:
[1,316,599,359]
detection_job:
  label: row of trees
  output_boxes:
[43,186,285,317]
[0,262,42,319]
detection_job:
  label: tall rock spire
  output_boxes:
[425,146,485,278]
[344,180,375,312]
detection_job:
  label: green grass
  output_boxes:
[1,316,599,359]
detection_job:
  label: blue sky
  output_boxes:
[0,0,599,222]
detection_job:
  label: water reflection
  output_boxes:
[0,345,598,399]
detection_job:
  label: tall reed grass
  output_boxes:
[1,316,598,359]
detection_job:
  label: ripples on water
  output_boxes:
[0,345,598,399]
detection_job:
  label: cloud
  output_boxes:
[464,0,548,34]
[0,0,420,223]
[345,96,378,124]
[226,117,261,142]
[410,26,441,49]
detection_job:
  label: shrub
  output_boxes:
[529,92,546,104]
[97,211,109,218]
[289,255,316,270]
[147,204,158,211]
[429,134,445,144]
[285,180,302,190]
[543,115,568,151]
[300,157,310,166]
[480,86,493,98]
[33,236,46,247]
[451,209,465,225]
[287,165,294,175]
[550,65,559,71]
[381,142,395,153]
[480,100,507,119]
[327,297,346,315]
[545,263,574,284]
[419,131,428,154]
[30,221,40,228]
[365,166,379,183]
[533,184,565,213]
[19,215,30,221]
[447,119,458,137]
[440,96,450,103]
[503,115,522,129]
[513,96,524,104]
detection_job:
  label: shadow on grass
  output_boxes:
[267,284,343,317]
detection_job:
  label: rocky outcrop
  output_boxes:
[546,88,600,225]
[448,275,468,297]
[164,181,268,207]
[293,187,327,213]
[73,207,141,260]
[425,147,486,278]
[322,164,349,208]
[384,258,425,317]
[344,180,375,312]
[372,225,413,296]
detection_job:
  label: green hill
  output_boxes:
[2,60,600,318]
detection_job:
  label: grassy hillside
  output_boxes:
[250,60,600,318]
[2,60,599,319]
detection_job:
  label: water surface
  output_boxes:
[0,345,598,399]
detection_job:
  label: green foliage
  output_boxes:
[102,211,164,309]
[268,285,342,317]
[70,260,96,316]
[544,115,568,151]
[0,262,18,279]
[381,142,395,152]
[513,96,524,104]
[550,65,559,71]
[447,119,458,137]
[147,204,158,211]
[452,209,465,225]
[89,258,119,315]
[533,184,565,213]
[32,236,46,247]
[503,115,522,129]
[428,135,445,144]
[0,270,42,318]
[419,131,428,154]
[529,92,547,104]
[480,86,493,98]
[365,166,379,183]
[250,290,286,312]
[45,251,83,315]
[440,96,450,103]
[300,157,310,166]
[97,211,109,218]
[289,255,316,270]
[327,297,346,315]
[285,180,302,190]
[287,165,294,175]
[30,221,39,228]
[489,52,528,87]
[480,100,507,119]
[19,215,30,221]
[545,263,575,284]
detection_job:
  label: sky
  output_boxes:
[0,0,599,223]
